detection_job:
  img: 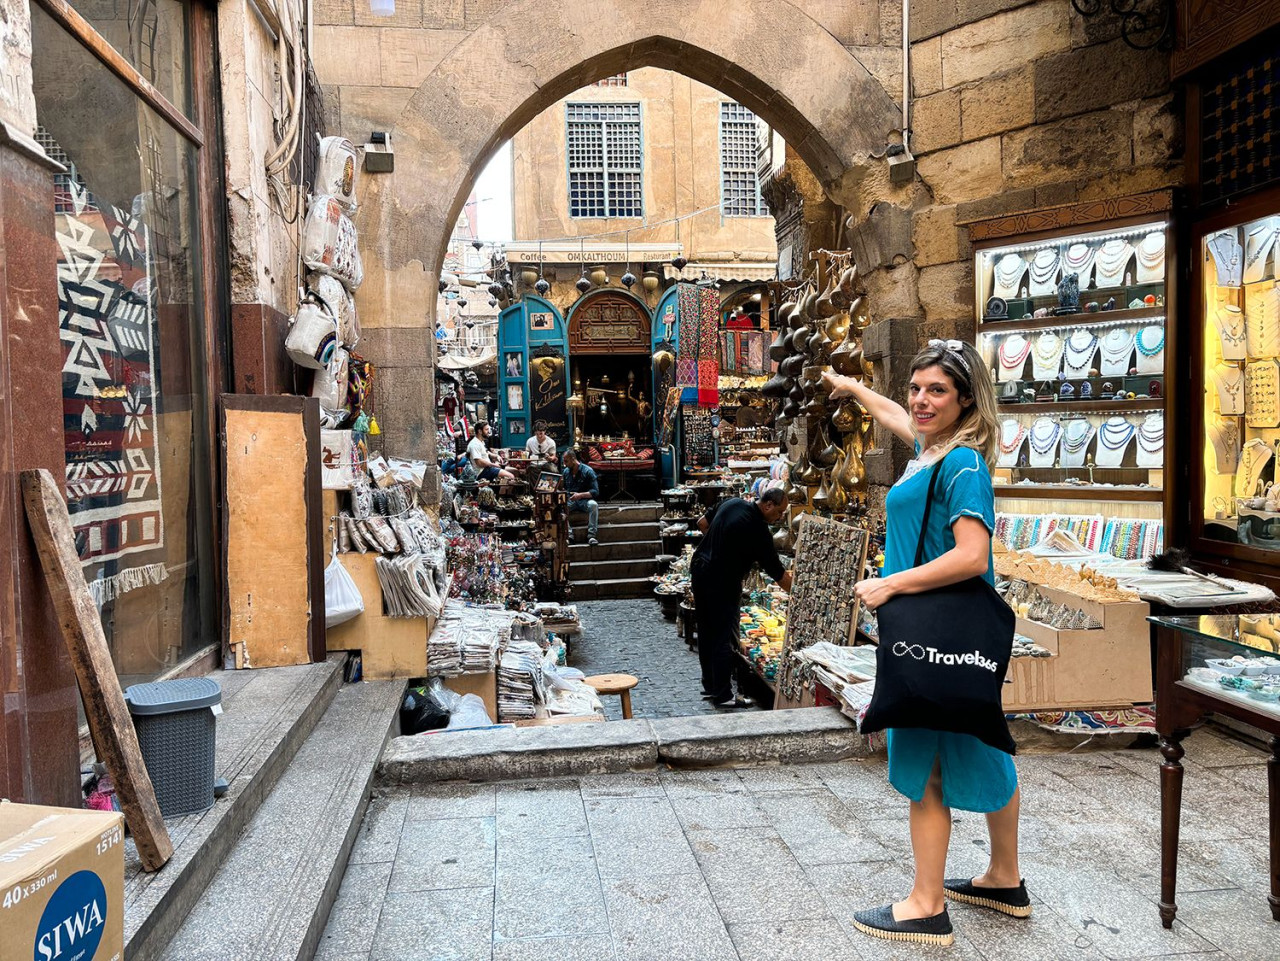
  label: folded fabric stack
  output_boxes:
[497,639,544,720]
[375,554,444,618]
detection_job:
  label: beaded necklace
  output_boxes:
[999,419,1027,454]
[1063,329,1099,375]
[1135,325,1165,356]
[1098,417,1135,450]
[998,334,1031,370]
[1136,415,1164,454]
[1028,419,1061,455]
[1061,419,1093,453]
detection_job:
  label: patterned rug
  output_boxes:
[56,172,166,602]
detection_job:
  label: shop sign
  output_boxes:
[569,295,651,353]
[529,351,569,442]
[505,242,681,264]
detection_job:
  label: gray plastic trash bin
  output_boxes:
[124,677,221,817]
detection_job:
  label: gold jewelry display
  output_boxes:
[1207,416,1241,475]
[1236,438,1272,499]
[1098,326,1136,377]
[1243,217,1280,285]
[1214,305,1248,360]
[1093,238,1134,288]
[1246,360,1280,427]
[1210,363,1246,415]
[1135,231,1166,284]
[992,253,1027,299]
[1030,331,1065,380]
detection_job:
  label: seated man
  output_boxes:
[466,422,516,482]
[562,448,600,546]
[525,420,558,468]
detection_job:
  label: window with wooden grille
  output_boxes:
[720,102,766,217]
[567,103,643,218]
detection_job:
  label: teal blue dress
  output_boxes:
[880,444,1017,813]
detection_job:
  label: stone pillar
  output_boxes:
[0,109,84,804]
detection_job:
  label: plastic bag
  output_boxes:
[400,684,450,735]
[324,553,364,628]
[446,693,494,730]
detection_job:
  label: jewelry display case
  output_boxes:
[1189,189,1280,582]
[969,196,1175,559]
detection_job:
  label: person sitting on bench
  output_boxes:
[467,422,516,482]
[562,448,600,546]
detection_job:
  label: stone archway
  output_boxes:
[342,0,903,460]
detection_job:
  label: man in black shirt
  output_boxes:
[691,488,793,708]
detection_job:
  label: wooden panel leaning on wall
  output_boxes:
[221,396,325,669]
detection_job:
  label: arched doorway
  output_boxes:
[333,1,902,462]
[566,291,653,441]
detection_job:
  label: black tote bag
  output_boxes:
[860,457,1017,755]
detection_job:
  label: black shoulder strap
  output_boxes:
[913,453,948,568]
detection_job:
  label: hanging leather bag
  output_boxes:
[860,455,1017,754]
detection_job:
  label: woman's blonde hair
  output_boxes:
[908,339,999,468]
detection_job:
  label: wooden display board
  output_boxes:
[775,515,870,707]
[1002,584,1152,711]
[325,550,433,678]
[221,395,324,668]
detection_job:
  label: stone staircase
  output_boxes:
[121,656,403,961]
[568,501,664,600]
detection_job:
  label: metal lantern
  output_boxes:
[576,275,592,293]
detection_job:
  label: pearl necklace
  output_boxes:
[1136,232,1165,272]
[998,334,1031,369]
[1136,324,1165,356]
[1098,417,1136,450]
[994,253,1026,290]
[1033,332,1064,364]
[999,420,1027,454]
[1063,329,1098,374]
[1094,239,1132,284]
[1028,418,1061,454]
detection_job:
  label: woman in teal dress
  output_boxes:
[823,339,1029,947]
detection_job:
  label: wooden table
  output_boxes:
[1150,615,1280,928]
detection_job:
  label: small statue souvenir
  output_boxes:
[1053,271,1081,315]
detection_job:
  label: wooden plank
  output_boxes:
[221,397,316,669]
[31,0,204,147]
[21,469,173,871]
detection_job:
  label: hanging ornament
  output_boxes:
[488,281,503,298]
[456,296,468,307]
[488,297,498,307]
[621,271,637,289]
[672,256,688,271]
[576,275,592,293]
[535,278,550,295]
[368,415,381,436]
[438,279,449,294]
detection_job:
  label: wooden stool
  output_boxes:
[583,673,639,719]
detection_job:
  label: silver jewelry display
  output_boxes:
[1098,326,1136,377]
[1246,292,1280,358]
[1207,415,1240,475]
[1210,364,1245,415]
[1214,304,1248,361]
[1236,439,1272,500]
[1246,359,1280,428]
[1206,230,1243,287]
[1243,217,1280,285]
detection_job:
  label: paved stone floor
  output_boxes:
[569,599,764,719]
[318,727,1275,961]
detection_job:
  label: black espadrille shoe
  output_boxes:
[943,877,1032,918]
[851,904,954,946]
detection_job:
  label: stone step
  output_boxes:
[568,539,659,561]
[568,557,659,582]
[570,576,657,600]
[568,502,662,524]
[125,659,345,961]
[567,520,660,543]
[155,678,403,961]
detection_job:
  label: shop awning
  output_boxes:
[437,347,497,371]
[663,262,778,282]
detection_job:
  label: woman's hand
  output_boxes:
[855,574,899,611]
[823,371,857,399]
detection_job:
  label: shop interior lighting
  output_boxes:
[979,223,1166,259]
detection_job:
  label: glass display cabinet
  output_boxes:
[1190,189,1280,585]
[1148,614,1279,931]
[970,200,1175,559]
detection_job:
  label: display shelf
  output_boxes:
[994,484,1164,502]
[998,399,1164,414]
[979,307,1165,333]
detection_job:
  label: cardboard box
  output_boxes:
[0,802,125,961]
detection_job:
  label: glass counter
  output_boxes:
[1150,613,1280,719]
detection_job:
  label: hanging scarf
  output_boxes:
[675,283,720,406]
